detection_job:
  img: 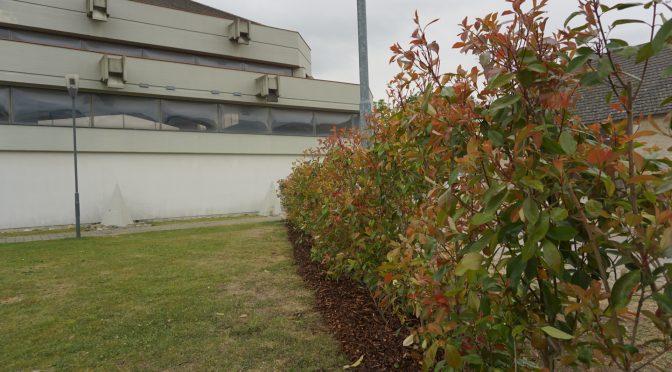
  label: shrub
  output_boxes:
[281,1,672,370]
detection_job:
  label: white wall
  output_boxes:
[0,151,300,229]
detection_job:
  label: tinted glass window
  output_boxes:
[83,40,143,57]
[245,62,292,76]
[316,112,353,136]
[0,27,9,40]
[93,95,160,130]
[0,87,9,123]
[12,30,82,49]
[12,88,90,126]
[196,56,244,70]
[143,49,196,64]
[220,104,269,134]
[271,108,313,136]
[161,100,218,132]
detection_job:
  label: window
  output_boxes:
[82,40,143,57]
[143,49,196,65]
[270,108,314,136]
[0,87,9,123]
[196,56,244,70]
[245,62,293,76]
[160,100,218,132]
[316,112,353,136]
[220,104,269,134]
[12,30,83,49]
[11,87,91,126]
[0,27,9,40]
[93,95,160,130]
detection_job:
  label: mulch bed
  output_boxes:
[286,222,419,371]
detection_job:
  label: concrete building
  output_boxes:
[0,0,359,229]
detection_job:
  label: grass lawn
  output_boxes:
[0,221,347,370]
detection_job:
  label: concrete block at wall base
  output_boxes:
[259,181,283,217]
[101,184,134,227]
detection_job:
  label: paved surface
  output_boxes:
[0,216,283,244]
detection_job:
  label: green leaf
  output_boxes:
[661,96,672,107]
[526,63,547,73]
[490,95,521,111]
[612,19,647,27]
[522,240,539,261]
[471,211,496,226]
[585,200,603,218]
[520,177,544,192]
[564,11,583,28]
[559,131,577,155]
[652,18,672,53]
[488,73,515,90]
[580,71,603,87]
[456,253,484,276]
[612,3,643,11]
[444,344,462,369]
[603,177,616,196]
[523,198,540,225]
[487,130,505,147]
[550,208,568,222]
[543,240,563,274]
[610,270,641,310]
[542,326,574,340]
[653,293,672,314]
[636,43,654,64]
[548,224,578,241]
[597,57,614,78]
[528,212,550,243]
[567,53,593,73]
[662,65,672,79]
[656,179,672,194]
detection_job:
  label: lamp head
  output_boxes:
[65,74,79,99]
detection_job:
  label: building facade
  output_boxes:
[0,0,360,229]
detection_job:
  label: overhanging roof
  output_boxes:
[129,0,254,23]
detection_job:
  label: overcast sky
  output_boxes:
[199,0,661,100]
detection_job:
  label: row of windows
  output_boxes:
[0,87,356,136]
[0,27,293,76]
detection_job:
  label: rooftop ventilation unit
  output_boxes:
[256,75,279,103]
[87,0,109,21]
[100,55,127,89]
[228,19,251,45]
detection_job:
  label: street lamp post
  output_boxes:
[357,0,371,131]
[65,74,81,239]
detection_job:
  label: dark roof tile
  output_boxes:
[574,47,672,123]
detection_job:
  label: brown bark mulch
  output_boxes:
[286,222,419,371]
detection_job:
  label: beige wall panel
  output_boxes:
[0,41,358,111]
[0,0,311,69]
[638,116,672,158]
[0,151,308,228]
[0,125,320,155]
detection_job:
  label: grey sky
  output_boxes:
[199,0,659,100]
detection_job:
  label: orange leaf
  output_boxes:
[627,175,657,184]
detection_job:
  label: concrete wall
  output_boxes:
[638,115,672,158]
[0,40,359,112]
[0,0,312,73]
[0,151,301,229]
[0,125,316,229]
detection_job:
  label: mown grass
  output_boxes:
[0,221,346,370]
